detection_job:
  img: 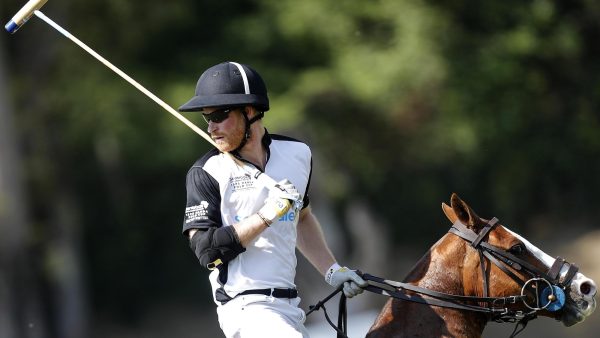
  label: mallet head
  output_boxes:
[5,0,48,34]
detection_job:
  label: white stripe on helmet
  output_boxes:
[229,62,250,94]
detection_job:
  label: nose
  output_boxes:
[207,121,216,134]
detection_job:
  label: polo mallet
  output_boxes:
[5,0,284,192]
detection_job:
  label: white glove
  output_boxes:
[273,179,300,202]
[325,263,368,298]
[257,179,300,225]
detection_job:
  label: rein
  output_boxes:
[307,218,579,338]
[306,285,348,338]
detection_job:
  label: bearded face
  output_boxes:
[204,108,246,152]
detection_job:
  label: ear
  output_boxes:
[244,106,264,122]
[242,105,252,116]
[442,202,458,224]
[450,193,483,229]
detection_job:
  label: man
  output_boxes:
[179,61,366,337]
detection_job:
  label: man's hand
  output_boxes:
[257,179,299,225]
[325,263,368,298]
[272,179,300,202]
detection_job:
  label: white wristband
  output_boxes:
[325,262,342,284]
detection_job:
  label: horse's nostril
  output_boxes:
[582,300,589,310]
[580,282,592,295]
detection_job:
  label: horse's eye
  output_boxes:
[510,243,526,255]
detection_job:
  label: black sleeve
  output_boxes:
[189,226,246,269]
[183,164,246,269]
[182,166,222,234]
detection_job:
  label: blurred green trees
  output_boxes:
[2,0,600,336]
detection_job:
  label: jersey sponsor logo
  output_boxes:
[185,201,209,223]
[229,174,255,192]
[278,211,296,222]
[234,211,296,223]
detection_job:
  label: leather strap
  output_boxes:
[237,288,298,298]
[548,257,565,282]
[562,263,579,287]
[472,217,499,248]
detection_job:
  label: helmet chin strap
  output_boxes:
[233,109,264,152]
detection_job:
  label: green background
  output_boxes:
[1,0,599,337]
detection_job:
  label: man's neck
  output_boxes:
[238,125,267,170]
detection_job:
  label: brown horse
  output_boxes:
[366,193,597,338]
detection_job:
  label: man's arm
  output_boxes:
[296,206,337,275]
[188,179,297,247]
[296,205,367,298]
[188,213,268,247]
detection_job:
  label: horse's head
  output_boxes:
[442,193,597,326]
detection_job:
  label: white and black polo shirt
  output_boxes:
[183,130,312,305]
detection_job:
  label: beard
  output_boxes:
[213,122,246,152]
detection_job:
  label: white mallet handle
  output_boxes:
[5,0,48,33]
[32,10,281,191]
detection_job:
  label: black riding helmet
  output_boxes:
[178,62,269,112]
[178,62,269,151]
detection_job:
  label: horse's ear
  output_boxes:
[450,193,483,229]
[442,202,458,223]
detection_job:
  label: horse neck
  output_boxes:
[400,233,488,337]
[405,234,465,292]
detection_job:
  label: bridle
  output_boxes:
[448,218,578,317]
[308,217,580,338]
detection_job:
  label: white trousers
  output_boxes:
[216,294,309,338]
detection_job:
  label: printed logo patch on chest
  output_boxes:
[230,173,255,192]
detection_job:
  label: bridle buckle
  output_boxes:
[506,295,520,304]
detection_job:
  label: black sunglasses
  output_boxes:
[202,107,239,123]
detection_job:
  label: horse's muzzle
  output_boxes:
[561,274,597,326]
